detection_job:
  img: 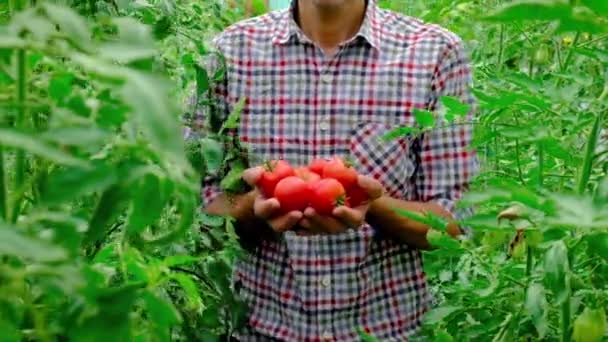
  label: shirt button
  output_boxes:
[321,275,331,287]
[320,73,332,84]
[321,331,333,341]
[319,120,329,131]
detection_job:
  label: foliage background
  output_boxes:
[0,0,607,341]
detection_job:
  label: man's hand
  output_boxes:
[242,166,303,233]
[298,175,383,235]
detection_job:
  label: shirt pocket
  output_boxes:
[348,120,416,199]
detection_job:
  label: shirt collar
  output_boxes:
[272,0,381,51]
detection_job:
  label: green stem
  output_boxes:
[578,112,603,194]
[0,147,6,221]
[538,143,544,189]
[497,24,505,70]
[561,32,581,73]
[515,139,524,183]
[12,48,27,223]
[561,297,571,342]
[526,246,533,277]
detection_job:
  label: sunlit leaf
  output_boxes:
[0,224,67,262]
[42,163,117,204]
[424,306,462,325]
[414,109,435,128]
[525,283,549,338]
[42,3,93,51]
[201,138,224,175]
[0,129,89,168]
[544,240,570,304]
[484,0,572,22]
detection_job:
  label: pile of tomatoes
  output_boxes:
[256,157,369,215]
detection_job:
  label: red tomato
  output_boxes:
[309,178,347,215]
[274,176,310,213]
[257,160,295,198]
[322,157,358,190]
[347,184,369,207]
[308,158,329,175]
[294,167,321,183]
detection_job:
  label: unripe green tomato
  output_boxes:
[572,307,606,342]
[534,47,550,64]
[510,239,527,259]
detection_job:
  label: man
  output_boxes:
[190,0,478,340]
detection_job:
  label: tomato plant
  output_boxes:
[0,0,607,341]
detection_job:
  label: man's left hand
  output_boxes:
[297,175,383,235]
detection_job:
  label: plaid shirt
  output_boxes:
[187,1,478,340]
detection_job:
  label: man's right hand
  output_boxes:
[242,166,303,233]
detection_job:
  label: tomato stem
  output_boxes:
[11,45,28,223]
[561,297,571,342]
[578,111,603,195]
[0,147,6,221]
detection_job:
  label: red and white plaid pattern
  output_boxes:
[186,0,478,340]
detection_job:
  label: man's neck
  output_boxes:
[296,0,367,56]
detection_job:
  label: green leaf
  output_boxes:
[170,273,201,310]
[544,240,570,304]
[586,233,608,261]
[42,3,93,51]
[381,126,418,141]
[85,185,130,246]
[483,0,572,22]
[525,283,549,338]
[220,163,246,193]
[122,74,186,167]
[424,306,461,325]
[127,173,170,235]
[434,330,454,342]
[0,224,67,262]
[221,97,246,132]
[201,138,224,175]
[141,290,181,339]
[48,73,73,103]
[582,0,608,15]
[414,108,436,128]
[99,18,157,63]
[42,163,117,204]
[195,64,209,95]
[357,328,380,342]
[163,255,200,267]
[0,129,89,168]
[440,96,470,117]
[40,127,110,148]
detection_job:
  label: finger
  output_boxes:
[332,205,366,227]
[358,175,384,200]
[298,218,325,235]
[268,211,303,233]
[242,166,264,186]
[254,197,280,219]
[306,211,348,234]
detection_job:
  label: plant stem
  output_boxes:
[526,246,533,277]
[497,24,505,70]
[538,143,544,189]
[0,147,6,221]
[561,297,571,342]
[578,111,603,194]
[561,32,581,73]
[11,48,27,223]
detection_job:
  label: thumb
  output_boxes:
[242,166,263,186]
